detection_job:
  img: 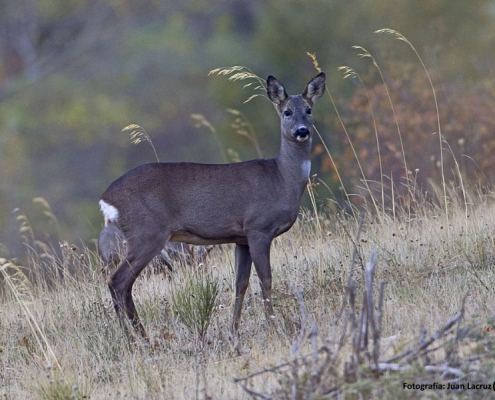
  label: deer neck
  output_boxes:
[275,135,312,196]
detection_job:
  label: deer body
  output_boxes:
[100,73,325,336]
[102,158,306,245]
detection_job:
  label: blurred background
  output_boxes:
[1,0,495,259]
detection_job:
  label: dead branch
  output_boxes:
[385,306,465,364]
[370,363,463,378]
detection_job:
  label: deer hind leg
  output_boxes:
[232,244,252,332]
[108,234,167,338]
[247,233,275,323]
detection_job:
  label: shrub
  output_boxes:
[171,270,219,340]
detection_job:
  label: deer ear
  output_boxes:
[266,76,288,105]
[302,72,326,105]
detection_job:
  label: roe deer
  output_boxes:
[99,72,325,337]
[98,222,212,272]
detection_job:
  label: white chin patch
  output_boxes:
[296,135,309,142]
[99,200,119,225]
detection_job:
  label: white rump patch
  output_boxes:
[99,200,119,225]
[302,160,311,179]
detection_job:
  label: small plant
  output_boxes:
[171,271,219,340]
[36,369,88,400]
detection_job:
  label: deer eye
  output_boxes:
[283,110,292,117]
[306,108,312,115]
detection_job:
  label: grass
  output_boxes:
[3,29,495,399]
[171,268,219,341]
[2,192,495,398]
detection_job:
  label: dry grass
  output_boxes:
[2,191,495,399]
[2,29,495,400]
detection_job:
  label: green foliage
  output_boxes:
[171,270,219,339]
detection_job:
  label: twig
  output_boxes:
[310,322,320,393]
[374,279,387,365]
[357,295,368,353]
[233,348,330,384]
[228,329,274,394]
[364,252,377,349]
[364,251,378,368]
[370,362,409,372]
[370,363,463,378]
[460,250,489,291]
[419,342,452,359]
[312,346,331,384]
[292,291,308,357]
[233,362,295,383]
[330,213,365,363]
[331,309,350,364]
[385,311,463,364]
[424,365,463,378]
[455,292,469,346]
[239,384,272,400]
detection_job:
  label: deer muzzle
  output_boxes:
[294,126,310,142]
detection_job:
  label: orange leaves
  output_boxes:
[321,156,335,173]
[328,62,495,196]
[313,144,325,156]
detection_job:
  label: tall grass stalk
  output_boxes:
[306,179,325,284]
[209,66,267,104]
[312,126,357,219]
[227,108,263,158]
[341,66,385,211]
[374,29,455,230]
[443,138,470,228]
[0,259,61,371]
[352,46,411,231]
[191,114,228,163]
[122,124,160,162]
[352,46,409,185]
[308,52,388,223]
[338,65,385,226]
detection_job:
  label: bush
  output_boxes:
[171,270,219,340]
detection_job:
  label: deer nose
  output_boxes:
[294,127,310,142]
[297,127,309,136]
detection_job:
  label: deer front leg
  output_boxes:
[247,232,275,323]
[232,244,252,332]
